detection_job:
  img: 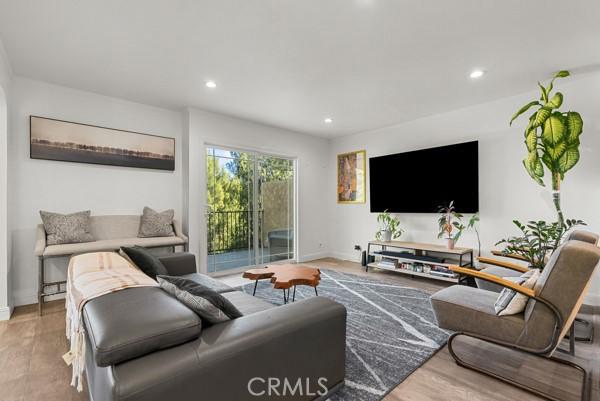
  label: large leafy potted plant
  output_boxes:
[437,201,465,249]
[375,210,403,242]
[509,70,583,229]
[496,219,585,269]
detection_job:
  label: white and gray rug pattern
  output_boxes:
[240,268,450,401]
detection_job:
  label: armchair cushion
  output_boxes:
[476,266,521,293]
[431,285,527,344]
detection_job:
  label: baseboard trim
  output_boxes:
[0,305,13,321]
[12,289,66,307]
[330,251,359,263]
[298,251,331,262]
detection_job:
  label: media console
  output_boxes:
[366,240,474,284]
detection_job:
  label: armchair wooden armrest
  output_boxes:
[449,265,535,297]
[477,256,529,273]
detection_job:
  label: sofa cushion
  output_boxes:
[42,236,185,257]
[83,287,202,367]
[121,246,168,280]
[138,207,175,238]
[40,210,94,245]
[157,276,243,324]
[179,273,235,293]
[220,291,276,315]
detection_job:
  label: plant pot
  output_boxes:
[446,238,455,249]
[381,230,392,242]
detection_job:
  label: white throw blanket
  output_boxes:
[64,252,158,391]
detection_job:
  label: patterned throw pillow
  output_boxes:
[138,207,175,238]
[39,210,94,245]
[494,269,540,316]
[157,275,243,324]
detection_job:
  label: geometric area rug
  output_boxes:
[239,268,450,401]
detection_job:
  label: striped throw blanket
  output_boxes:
[64,252,158,391]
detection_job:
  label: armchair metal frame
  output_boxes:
[448,265,589,401]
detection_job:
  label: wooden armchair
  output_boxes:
[431,240,600,401]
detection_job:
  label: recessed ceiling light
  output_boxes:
[469,69,485,79]
[205,80,217,88]
[324,117,333,124]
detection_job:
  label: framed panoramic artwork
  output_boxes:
[30,116,175,171]
[337,150,366,204]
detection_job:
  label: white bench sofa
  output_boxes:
[34,214,188,314]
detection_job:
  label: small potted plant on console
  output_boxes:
[437,201,465,249]
[375,209,403,242]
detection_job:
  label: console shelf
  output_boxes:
[366,240,474,284]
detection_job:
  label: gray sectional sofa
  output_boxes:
[82,253,347,401]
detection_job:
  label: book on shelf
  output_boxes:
[377,257,398,269]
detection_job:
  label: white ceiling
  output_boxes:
[0,0,599,137]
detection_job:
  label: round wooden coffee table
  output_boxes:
[242,264,321,304]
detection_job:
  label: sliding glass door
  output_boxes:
[206,147,295,274]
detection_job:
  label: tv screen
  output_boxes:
[369,141,479,213]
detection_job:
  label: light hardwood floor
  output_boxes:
[0,257,598,401]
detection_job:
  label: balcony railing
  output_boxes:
[207,210,264,254]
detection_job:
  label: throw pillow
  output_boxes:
[138,206,175,238]
[494,269,540,316]
[157,275,243,324]
[120,246,168,280]
[39,210,94,245]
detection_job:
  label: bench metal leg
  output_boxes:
[38,257,44,316]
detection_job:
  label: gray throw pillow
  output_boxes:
[138,206,175,238]
[39,210,94,245]
[157,275,243,325]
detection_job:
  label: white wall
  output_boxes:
[9,78,183,306]
[185,108,330,274]
[328,73,600,305]
[0,40,12,319]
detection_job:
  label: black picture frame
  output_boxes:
[29,115,176,171]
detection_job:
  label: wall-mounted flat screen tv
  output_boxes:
[369,141,479,213]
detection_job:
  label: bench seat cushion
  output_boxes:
[83,287,202,367]
[43,236,185,257]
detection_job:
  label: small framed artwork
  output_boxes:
[30,116,175,171]
[337,150,366,204]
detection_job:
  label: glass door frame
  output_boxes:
[204,143,298,277]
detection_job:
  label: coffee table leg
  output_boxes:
[252,280,258,296]
[314,286,318,297]
[292,286,296,302]
[282,288,287,304]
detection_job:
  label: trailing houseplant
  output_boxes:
[496,219,585,269]
[509,70,583,229]
[437,201,465,249]
[375,210,403,242]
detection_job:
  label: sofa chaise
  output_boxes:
[82,252,347,401]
